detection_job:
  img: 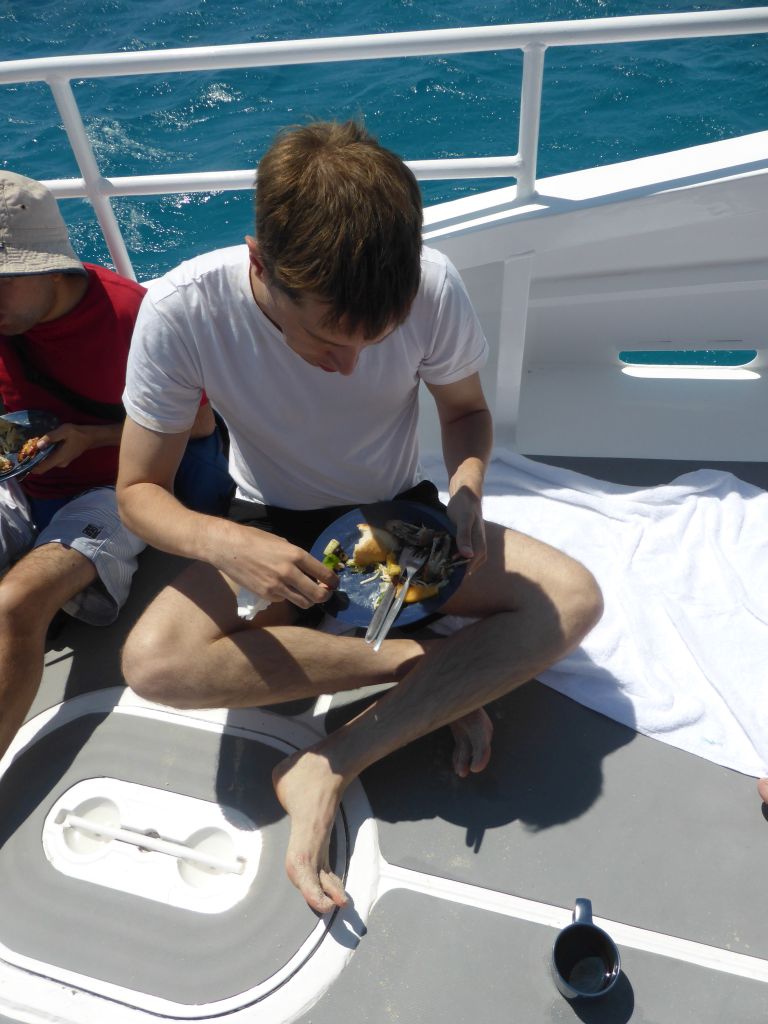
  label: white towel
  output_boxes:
[420,449,768,778]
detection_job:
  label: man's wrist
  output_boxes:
[448,457,486,500]
[196,514,243,571]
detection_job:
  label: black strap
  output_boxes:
[5,335,126,422]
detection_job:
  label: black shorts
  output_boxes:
[228,479,447,548]
[227,480,448,628]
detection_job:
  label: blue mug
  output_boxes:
[552,898,621,999]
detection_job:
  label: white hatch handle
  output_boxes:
[59,811,247,875]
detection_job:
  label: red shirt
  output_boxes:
[0,264,146,499]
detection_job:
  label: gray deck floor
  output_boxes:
[2,455,766,1023]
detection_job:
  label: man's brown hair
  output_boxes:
[255,120,423,338]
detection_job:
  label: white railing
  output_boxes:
[2,7,767,279]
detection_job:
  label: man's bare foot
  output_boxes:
[449,707,493,778]
[272,748,349,914]
[758,778,768,805]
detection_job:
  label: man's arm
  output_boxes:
[117,417,337,608]
[30,400,213,475]
[426,372,492,572]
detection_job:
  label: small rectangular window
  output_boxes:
[619,350,757,367]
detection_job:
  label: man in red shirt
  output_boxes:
[0,170,231,762]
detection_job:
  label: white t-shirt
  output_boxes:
[124,245,488,509]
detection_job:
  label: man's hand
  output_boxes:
[446,484,486,574]
[29,422,120,473]
[218,523,339,609]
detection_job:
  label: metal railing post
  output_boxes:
[47,76,136,279]
[516,43,546,202]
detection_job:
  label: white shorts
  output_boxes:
[0,482,146,627]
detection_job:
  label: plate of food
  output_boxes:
[309,499,468,628]
[0,410,60,482]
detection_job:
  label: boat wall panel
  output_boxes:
[426,161,768,461]
[527,268,767,362]
[515,365,768,460]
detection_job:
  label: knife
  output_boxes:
[364,580,397,644]
[370,573,412,651]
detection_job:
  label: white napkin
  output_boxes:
[236,587,270,621]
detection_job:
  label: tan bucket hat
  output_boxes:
[0,171,85,276]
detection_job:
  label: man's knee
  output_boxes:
[0,543,98,627]
[556,558,604,649]
[121,616,192,707]
[0,582,44,638]
[0,572,68,638]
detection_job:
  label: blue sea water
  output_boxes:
[1,0,766,280]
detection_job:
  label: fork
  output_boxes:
[368,545,428,652]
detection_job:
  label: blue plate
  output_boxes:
[309,499,466,628]
[0,410,61,482]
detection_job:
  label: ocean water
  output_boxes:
[1,0,766,280]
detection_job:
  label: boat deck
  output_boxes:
[1,455,766,1023]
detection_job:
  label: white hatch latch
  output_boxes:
[43,779,262,913]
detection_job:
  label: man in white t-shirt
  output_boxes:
[118,120,603,914]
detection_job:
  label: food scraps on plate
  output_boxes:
[322,518,463,606]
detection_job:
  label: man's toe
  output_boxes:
[319,868,349,908]
[470,743,492,774]
[301,878,337,915]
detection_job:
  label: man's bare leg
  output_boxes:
[123,562,435,707]
[0,544,97,759]
[122,524,602,913]
[271,522,603,912]
[124,561,493,782]
[758,779,768,804]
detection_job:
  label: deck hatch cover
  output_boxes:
[0,704,366,1015]
[43,778,261,913]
